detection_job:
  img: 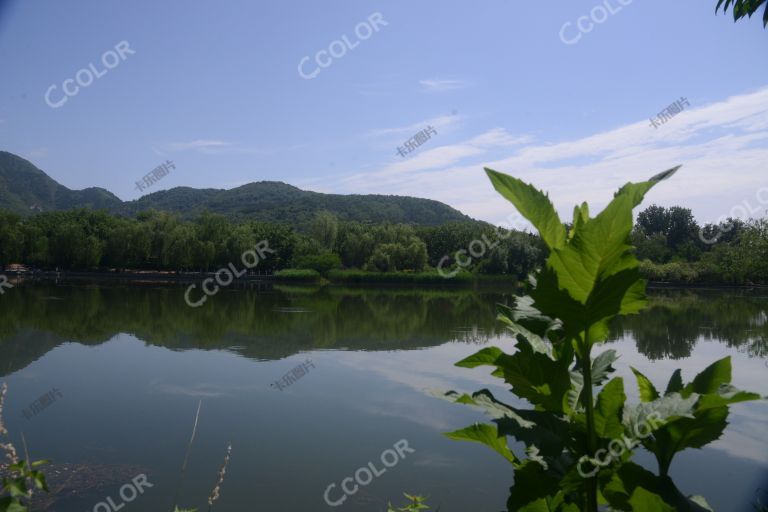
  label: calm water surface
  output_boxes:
[1,282,766,511]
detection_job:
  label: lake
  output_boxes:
[1,282,766,511]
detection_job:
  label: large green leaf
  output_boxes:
[628,487,676,512]
[569,202,589,240]
[664,369,683,395]
[496,407,572,458]
[529,167,679,346]
[622,392,698,440]
[444,423,519,464]
[593,378,626,440]
[456,336,573,413]
[506,461,570,512]
[569,350,618,415]
[440,388,572,462]
[455,346,504,369]
[630,367,660,402]
[682,356,731,397]
[497,297,564,347]
[644,407,729,476]
[497,338,573,413]
[636,358,761,476]
[438,389,537,428]
[695,384,762,410]
[602,461,713,512]
[591,350,619,386]
[485,168,567,250]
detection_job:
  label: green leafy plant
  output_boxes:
[716,0,768,27]
[0,384,49,512]
[441,167,762,511]
[388,493,431,511]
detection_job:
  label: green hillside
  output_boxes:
[0,151,473,226]
[0,151,122,214]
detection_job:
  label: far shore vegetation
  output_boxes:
[1,204,767,286]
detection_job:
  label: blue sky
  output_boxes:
[1,0,767,226]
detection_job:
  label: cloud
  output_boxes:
[343,127,531,189]
[366,114,460,139]
[162,139,236,154]
[419,78,467,92]
[23,148,48,159]
[337,87,768,226]
[159,139,305,156]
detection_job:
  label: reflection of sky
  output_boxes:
[322,331,768,511]
[3,322,767,511]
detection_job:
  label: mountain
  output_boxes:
[0,151,474,225]
[0,151,122,213]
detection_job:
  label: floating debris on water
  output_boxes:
[0,462,150,511]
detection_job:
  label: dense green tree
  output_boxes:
[0,211,22,269]
[637,204,669,236]
[336,222,376,268]
[309,211,339,251]
[666,206,699,250]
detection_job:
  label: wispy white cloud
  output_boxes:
[343,127,531,189]
[159,139,306,156]
[366,114,460,138]
[337,87,768,226]
[162,139,235,154]
[419,78,467,92]
[23,148,48,159]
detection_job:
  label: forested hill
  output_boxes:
[0,151,121,213]
[0,151,474,226]
[118,181,474,225]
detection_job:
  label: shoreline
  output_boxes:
[2,269,767,290]
[0,269,517,288]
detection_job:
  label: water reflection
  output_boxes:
[0,282,511,376]
[608,288,768,360]
[1,282,767,511]
[1,283,767,378]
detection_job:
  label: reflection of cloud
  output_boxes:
[358,396,455,431]
[708,417,768,465]
[419,79,467,92]
[334,344,491,394]
[149,381,231,397]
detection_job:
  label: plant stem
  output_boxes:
[581,330,598,512]
[172,399,202,511]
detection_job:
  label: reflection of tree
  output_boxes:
[608,288,768,360]
[5,284,765,376]
[0,283,510,376]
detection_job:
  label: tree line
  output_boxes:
[0,208,545,278]
[633,204,768,284]
[1,204,765,284]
